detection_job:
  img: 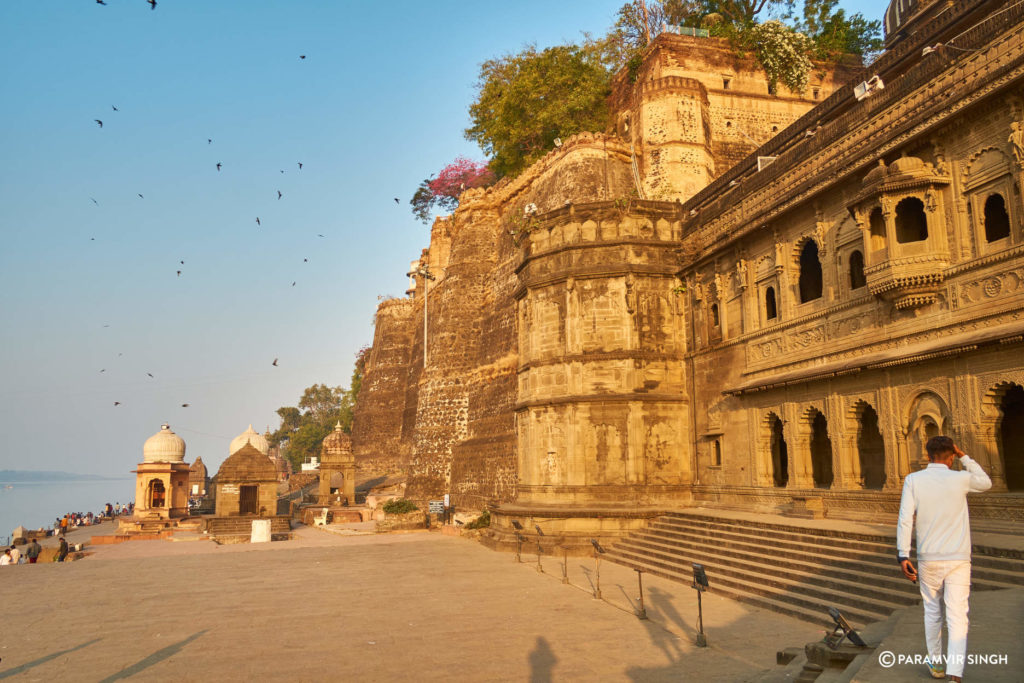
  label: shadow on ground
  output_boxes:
[97,630,207,682]
[0,638,102,680]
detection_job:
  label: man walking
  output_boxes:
[25,538,41,564]
[897,436,992,682]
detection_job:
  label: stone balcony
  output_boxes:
[864,252,949,309]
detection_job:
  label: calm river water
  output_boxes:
[0,477,136,543]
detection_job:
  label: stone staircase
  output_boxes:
[206,516,292,544]
[604,511,1024,628]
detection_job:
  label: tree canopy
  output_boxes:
[465,43,612,179]
[410,157,495,224]
[268,346,369,470]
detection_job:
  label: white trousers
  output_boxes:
[918,560,971,677]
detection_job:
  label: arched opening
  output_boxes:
[148,479,166,508]
[810,411,833,488]
[713,439,722,466]
[769,414,788,487]
[984,194,1011,242]
[710,303,720,327]
[849,250,866,289]
[999,384,1024,491]
[798,240,823,303]
[857,405,886,489]
[765,287,777,320]
[895,197,928,243]
[869,208,886,250]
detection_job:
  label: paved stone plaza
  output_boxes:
[0,525,824,682]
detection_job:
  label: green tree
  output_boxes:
[465,43,612,178]
[797,0,882,59]
[269,346,370,470]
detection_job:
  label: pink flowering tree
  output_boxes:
[410,156,495,223]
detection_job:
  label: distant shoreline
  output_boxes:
[0,470,130,483]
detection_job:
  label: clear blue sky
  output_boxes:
[0,0,888,477]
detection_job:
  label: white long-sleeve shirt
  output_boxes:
[897,455,992,562]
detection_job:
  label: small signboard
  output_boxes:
[222,485,239,494]
[443,494,450,508]
[428,500,444,514]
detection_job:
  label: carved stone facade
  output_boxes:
[352,0,1024,543]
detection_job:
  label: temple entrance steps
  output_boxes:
[206,516,292,543]
[603,509,1024,629]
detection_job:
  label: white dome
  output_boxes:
[143,423,186,463]
[229,424,270,456]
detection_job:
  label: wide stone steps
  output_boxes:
[652,514,1024,577]
[605,511,1024,628]
[642,521,1024,588]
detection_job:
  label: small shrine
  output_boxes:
[132,423,190,521]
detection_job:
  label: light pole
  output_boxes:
[408,264,437,367]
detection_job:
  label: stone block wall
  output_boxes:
[351,297,416,475]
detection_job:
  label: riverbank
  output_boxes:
[0,477,134,542]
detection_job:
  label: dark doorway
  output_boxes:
[984,194,1011,242]
[798,241,823,302]
[239,485,259,515]
[765,287,777,320]
[849,250,866,290]
[770,415,788,487]
[857,405,886,489]
[810,412,834,488]
[148,479,166,508]
[1000,385,1024,491]
[895,197,928,243]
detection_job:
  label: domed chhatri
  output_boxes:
[317,422,355,505]
[142,423,186,463]
[133,423,191,522]
[229,424,269,457]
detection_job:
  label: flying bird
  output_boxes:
[256,217,261,226]
[280,170,284,174]
[394,198,400,204]
[303,258,308,262]
[103,324,110,328]
[297,162,303,170]
[299,55,306,60]
[272,358,279,366]
[97,0,107,4]
[90,197,99,205]
[95,119,103,128]
[180,260,184,265]
[138,194,144,199]
[100,369,106,373]
[111,105,118,111]
[114,401,121,406]
[147,373,154,378]
[176,270,181,277]
[216,162,222,171]
[277,190,282,200]
[148,0,156,9]
[317,234,324,238]
[207,138,212,144]
[181,403,190,408]
[90,237,96,241]
[291,281,296,287]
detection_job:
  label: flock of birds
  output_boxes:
[83,2,341,412]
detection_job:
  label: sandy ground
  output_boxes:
[0,525,824,682]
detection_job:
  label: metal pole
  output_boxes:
[696,590,707,647]
[423,273,428,367]
[636,569,648,620]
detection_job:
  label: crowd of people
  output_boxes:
[2,501,134,566]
